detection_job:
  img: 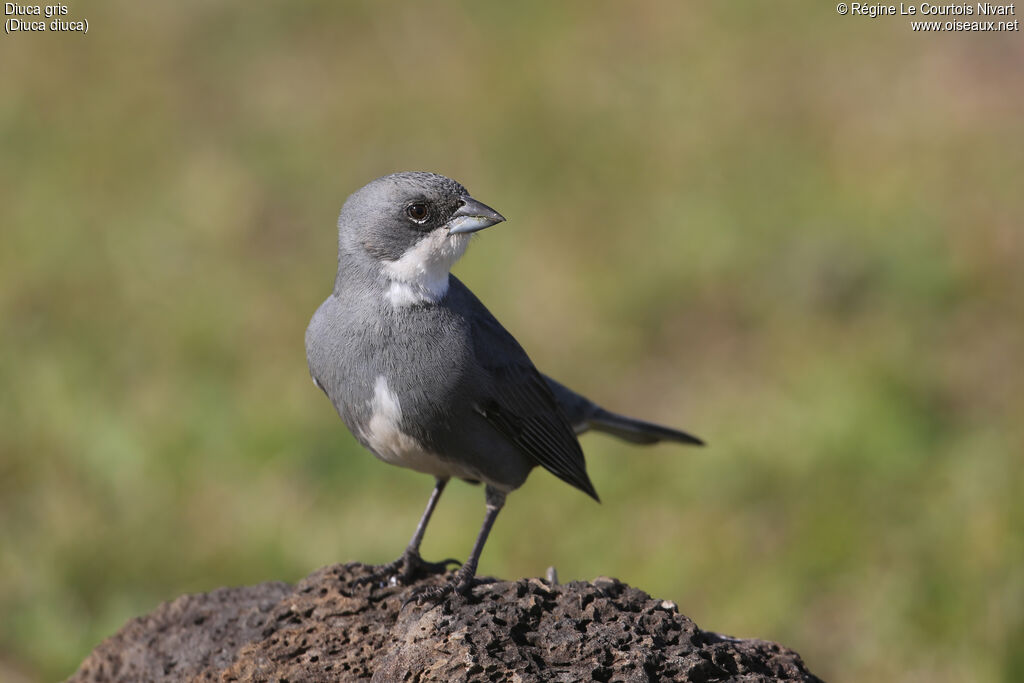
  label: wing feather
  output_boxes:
[466,304,599,501]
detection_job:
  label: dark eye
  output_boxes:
[406,202,429,223]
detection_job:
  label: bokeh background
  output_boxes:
[2,3,1022,681]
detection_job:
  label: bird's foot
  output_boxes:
[402,565,477,607]
[355,549,459,588]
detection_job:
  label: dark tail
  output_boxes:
[543,374,704,447]
[587,407,704,446]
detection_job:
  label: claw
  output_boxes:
[352,560,400,588]
[402,584,451,609]
[401,565,477,608]
[353,550,460,589]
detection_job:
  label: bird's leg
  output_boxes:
[407,485,506,604]
[451,486,505,593]
[395,477,461,579]
[357,478,459,586]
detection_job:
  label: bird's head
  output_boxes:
[336,172,505,305]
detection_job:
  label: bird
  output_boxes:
[305,172,703,600]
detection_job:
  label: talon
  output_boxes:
[354,550,460,589]
[413,557,461,578]
[403,582,457,609]
[401,567,478,608]
[453,570,477,597]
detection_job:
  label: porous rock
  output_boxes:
[70,563,823,682]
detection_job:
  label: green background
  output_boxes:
[2,3,1022,681]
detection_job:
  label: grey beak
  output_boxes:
[447,197,506,235]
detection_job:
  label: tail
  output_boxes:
[543,375,704,447]
[586,406,704,445]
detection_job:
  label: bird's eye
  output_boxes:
[406,203,429,223]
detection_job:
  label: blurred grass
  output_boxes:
[2,2,1023,681]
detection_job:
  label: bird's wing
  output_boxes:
[541,374,599,434]
[459,290,599,501]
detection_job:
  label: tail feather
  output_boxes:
[542,374,704,447]
[588,407,704,446]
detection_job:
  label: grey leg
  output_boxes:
[452,485,506,592]
[407,485,507,603]
[405,477,448,555]
[358,477,458,585]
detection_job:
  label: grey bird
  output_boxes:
[306,172,703,599]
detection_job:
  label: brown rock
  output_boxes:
[70,563,824,682]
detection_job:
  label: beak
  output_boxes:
[447,197,506,235]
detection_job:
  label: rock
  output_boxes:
[69,563,824,682]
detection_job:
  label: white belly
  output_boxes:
[362,375,480,480]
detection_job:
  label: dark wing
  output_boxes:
[462,295,599,502]
[541,374,599,433]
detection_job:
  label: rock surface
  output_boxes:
[70,563,823,682]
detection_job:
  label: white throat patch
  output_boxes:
[381,230,470,307]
